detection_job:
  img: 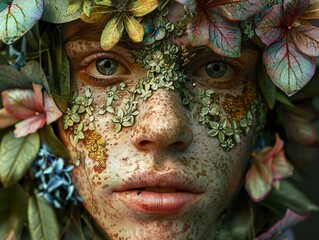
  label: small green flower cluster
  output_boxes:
[63,89,95,146]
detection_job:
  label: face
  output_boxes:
[59,4,263,240]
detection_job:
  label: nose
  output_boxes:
[130,89,193,151]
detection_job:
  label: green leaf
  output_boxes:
[0,65,31,91]
[257,61,277,109]
[261,180,319,215]
[67,0,83,14]
[48,30,71,112]
[40,125,70,160]
[20,61,51,94]
[101,17,124,50]
[275,91,295,108]
[0,131,40,188]
[63,207,86,240]
[0,0,43,44]
[42,0,82,23]
[28,194,59,240]
[0,184,28,239]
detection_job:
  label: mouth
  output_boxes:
[113,172,204,215]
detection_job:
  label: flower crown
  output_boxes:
[0,0,319,239]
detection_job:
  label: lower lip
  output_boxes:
[116,190,199,215]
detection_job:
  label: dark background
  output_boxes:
[293,159,319,240]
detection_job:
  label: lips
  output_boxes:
[113,171,204,215]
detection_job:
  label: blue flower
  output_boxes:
[33,144,83,209]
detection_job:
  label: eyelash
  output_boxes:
[79,52,129,87]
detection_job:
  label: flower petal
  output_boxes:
[283,0,309,25]
[0,108,20,128]
[216,0,265,21]
[207,11,241,57]
[128,0,158,17]
[264,134,284,162]
[43,92,62,125]
[125,15,144,43]
[2,87,44,119]
[272,151,293,180]
[245,158,273,202]
[263,37,316,96]
[292,26,319,57]
[14,115,46,138]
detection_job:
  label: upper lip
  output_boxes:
[112,170,204,194]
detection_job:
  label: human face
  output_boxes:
[60,4,262,240]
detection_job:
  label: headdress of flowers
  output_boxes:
[0,0,318,239]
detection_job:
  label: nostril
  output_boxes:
[140,140,152,147]
[171,141,187,150]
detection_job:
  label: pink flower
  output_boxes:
[0,84,62,137]
[245,134,293,202]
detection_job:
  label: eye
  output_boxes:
[192,61,240,89]
[80,53,130,87]
[96,58,119,75]
[205,62,227,78]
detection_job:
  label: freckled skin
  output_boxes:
[60,5,262,240]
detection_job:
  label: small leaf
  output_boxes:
[63,207,86,240]
[40,125,70,160]
[42,0,82,23]
[263,37,316,96]
[20,61,51,94]
[0,184,28,239]
[67,0,83,15]
[0,0,44,44]
[28,193,59,240]
[129,0,158,17]
[101,17,124,50]
[0,131,40,187]
[48,30,71,112]
[124,15,144,43]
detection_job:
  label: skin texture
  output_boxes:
[59,4,262,240]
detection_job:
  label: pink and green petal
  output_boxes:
[43,92,63,125]
[255,5,285,46]
[124,15,144,43]
[272,151,294,180]
[0,108,20,128]
[187,12,210,46]
[263,37,316,96]
[215,0,266,21]
[129,0,158,17]
[101,16,124,50]
[14,115,46,138]
[2,89,44,119]
[245,160,273,202]
[283,0,309,25]
[207,12,241,58]
[264,134,284,162]
[292,26,319,57]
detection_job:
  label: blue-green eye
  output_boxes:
[96,58,119,76]
[206,62,227,78]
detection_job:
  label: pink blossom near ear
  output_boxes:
[245,134,294,202]
[256,209,308,240]
[0,83,62,137]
